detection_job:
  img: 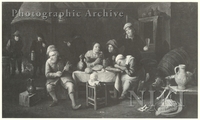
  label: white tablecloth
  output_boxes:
[72,70,121,91]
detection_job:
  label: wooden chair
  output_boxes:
[86,82,107,110]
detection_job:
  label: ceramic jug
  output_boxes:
[27,78,36,95]
[77,54,86,71]
[174,64,190,90]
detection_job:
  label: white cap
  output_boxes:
[115,54,125,63]
[123,23,132,30]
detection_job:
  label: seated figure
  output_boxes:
[103,39,119,67]
[84,42,104,73]
[45,45,81,110]
[114,54,140,100]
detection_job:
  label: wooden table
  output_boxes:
[156,85,197,116]
[168,85,197,105]
[72,70,119,98]
[164,86,198,116]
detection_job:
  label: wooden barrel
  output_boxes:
[157,47,190,78]
[2,56,11,80]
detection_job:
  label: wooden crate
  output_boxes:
[19,88,45,107]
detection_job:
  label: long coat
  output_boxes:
[30,40,46,65]
[6,39,23,58]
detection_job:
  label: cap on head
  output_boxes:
[46,45,58,56]
[115,54,125,63]
[13,30,20,36]
[123,23,132,30]
[106,39,118,49]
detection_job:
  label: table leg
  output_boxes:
[179,92,184,107]
[86,83,88,107]
[105,84,107,106]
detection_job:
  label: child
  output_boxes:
[88,72,107,99]
[88,72,101,86]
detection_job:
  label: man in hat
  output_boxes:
[45,45,81,109]
[103,39,119,67]
[120,22,149,65]
[30,33,46,77]
[6,30,23,76]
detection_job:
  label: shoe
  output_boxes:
[72,104,81,110]
[137,104,149,112]
[119,95,126,100]
[49,101,58,107]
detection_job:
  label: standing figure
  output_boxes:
[30,33,46,77]
[6,31,23,76]
[121,23,149,65]
[45,45,81,109]
[65,34,86,67]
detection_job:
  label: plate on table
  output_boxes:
[105,67,121,72]
[92,65,103,71]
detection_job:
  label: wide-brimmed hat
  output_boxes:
[13,30,20,36]
[106,39,118,49]
[123,22,132,30]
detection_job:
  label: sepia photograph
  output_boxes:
[2,2,198,118]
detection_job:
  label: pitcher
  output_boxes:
[174,64,189,90]
[26,78,36,95]
[77,54,86,71]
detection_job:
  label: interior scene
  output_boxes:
[2,2,198,118]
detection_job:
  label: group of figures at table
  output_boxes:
[6,22,150,110]
[44,22,150,109]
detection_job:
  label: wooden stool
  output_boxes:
[86,82,107,110]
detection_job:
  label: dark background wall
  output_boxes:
[170,3,197,68]
[2,2,22,48]
[2,2,197,66]
[2,2,139,60]
[171,3,197,49]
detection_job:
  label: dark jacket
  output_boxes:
[120,35,145,63]
[104,51,118,67]
[6,39,23,58]
[69,36,86,65]
[30,40,46,54]
[30,39,46,63]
